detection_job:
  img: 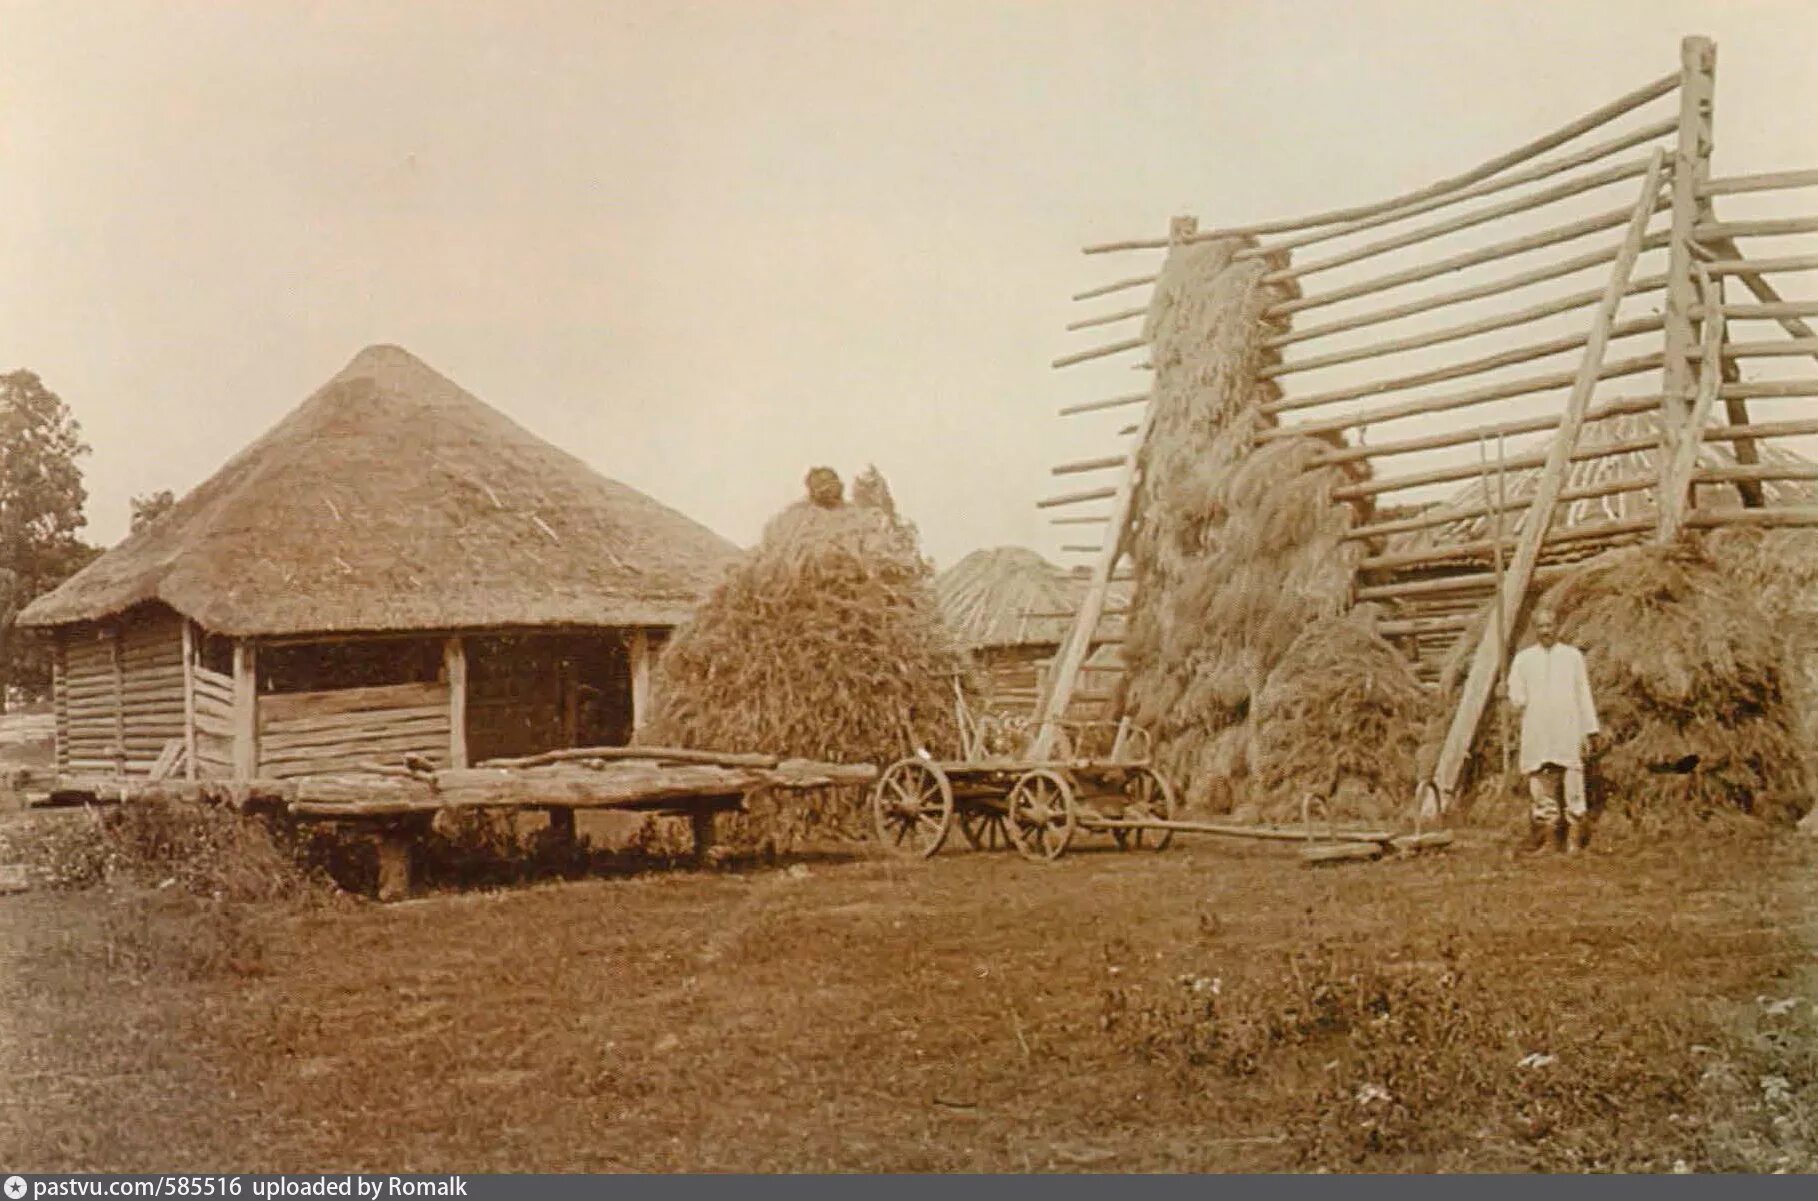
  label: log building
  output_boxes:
[16,345,737,788]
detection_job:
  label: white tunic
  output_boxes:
[1507,642,1599,773]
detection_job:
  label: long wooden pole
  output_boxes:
[231,640,258,782]
[1657,35,1717,525]
[181,620,197,782]
[444,636,468,769]
[1083,68,1678,252]
[1660,268,1727,541]
[1434,150,1666,809]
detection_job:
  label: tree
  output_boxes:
[131,489,176,532]
[0,371,93,712]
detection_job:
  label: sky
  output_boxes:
[4,0,1817,571]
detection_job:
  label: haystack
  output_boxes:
[1526,538,1811,823]
[1119,237,1370,812]
[1249,608,1432,824]
[641,466,967,775]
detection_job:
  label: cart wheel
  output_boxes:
[872,759,954,858]
[958,802,1011,852]
[1005,769,1077,863]
[1112,766,1178,852]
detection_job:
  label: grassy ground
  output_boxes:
[0,816,1813,1173]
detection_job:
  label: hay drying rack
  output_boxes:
[1038,35,1818,817]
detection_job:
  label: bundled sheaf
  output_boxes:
[641,467,967,790]
[1527,537,1812,824]
[1249,610,1433,824]
[1118,237,1372,812]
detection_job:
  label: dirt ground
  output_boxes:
[0,809,1813,1174]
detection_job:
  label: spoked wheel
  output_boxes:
[1005,769,1077,863]
[872,759,954,858]
[958,801,1012,852]
[1112,765,1178,851]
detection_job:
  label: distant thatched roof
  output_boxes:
[1387,411,1818,562]
[937,546,1128,650]
[19,345,738,636]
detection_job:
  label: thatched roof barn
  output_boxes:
[936,546,1127,720]
[18,344,738,784]
[1387,412,1818,562]
[1376,412,1818,684]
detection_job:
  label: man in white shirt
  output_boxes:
[1506,606,1602,854]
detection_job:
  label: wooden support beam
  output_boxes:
[1702,254,1818,277]
[1092,68,1678,250]
[1345,469,1659,542]
[1434,150,1665,808]
[1317,393,1661,467]
[1067,305,1147,331]
[1053,336,1146,370]
[1685,506,1818,530]
[231,640,258,782]
[1264,275,1666,381]
[1240,119,1677,264]
[1258,351,1662,441]
[1263,157,1658,284]
[1698,169,1818,197]
[1073,274,1158,302]
[1693,217,1818,240]
[1268,200,1666,319]
[1266,315,1663,416]
[181,620,197,782]
[1052,454,1129,476]
[444,636,468,769]
[1659,37,1719,530]
[628,628,653,736]
[110,628,126,779]
[1059,391,1148,416]
[1037,485,1118,509]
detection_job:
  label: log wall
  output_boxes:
[256,681,452,780]
[192,663,235,779]
[57,608,188,778]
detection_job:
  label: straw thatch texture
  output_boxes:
[937,547,1078,651]
[1249,608,1432,824]
[1523,538,1812,824]
[1387,411,1818,566]
[18,345,738,635]
[640,471,967,773]
[1119,237,1369,812]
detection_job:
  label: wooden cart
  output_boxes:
[871,708,1178,862]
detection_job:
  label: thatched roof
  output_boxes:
[937,546,1129,650]
[1386,411,1818,560]
[937,547,1076,649]
[19,345,739,636]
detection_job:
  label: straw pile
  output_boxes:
[1525,537,1812,824]
[640,466,967,841]
[1250,608,1432,823]
[1119,237,1370,812]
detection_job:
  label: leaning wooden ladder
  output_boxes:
[1431,150,1669,809]
[1027,398,1154,759]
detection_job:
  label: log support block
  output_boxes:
[547,807,577,844]
[690,809,716,864]
[375,825,415,902]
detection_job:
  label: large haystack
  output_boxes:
[641,467,967,772]
[1249,608,1432,824]
[1532,538,1811,824]
[1119,238,1371,812]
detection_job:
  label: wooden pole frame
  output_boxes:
[444,636,469,769]
[231,640,259,782]
[1657,35,1717,525]
[181,619,198,782]
[1660,267,1728,541]
[628,628,652,737]
[1433,150,1667,809]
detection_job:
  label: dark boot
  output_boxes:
[1551,821,1569,854]
[1523,821,1551,854]
[1567,819,1592,854]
